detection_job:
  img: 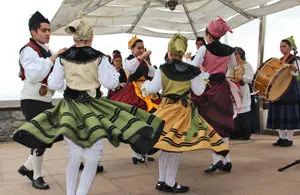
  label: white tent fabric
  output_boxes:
[51,0,300,39]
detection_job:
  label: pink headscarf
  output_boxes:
[207,16,233,38]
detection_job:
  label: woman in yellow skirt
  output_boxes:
[141,34,229,193]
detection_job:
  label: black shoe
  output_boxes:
[132,157,145,164]
[79,162,104,173]
[155,181,166,191]
[145,156,155,161]
[273,138,284,146]
[164,183,189,193]
[18,165,33,181]
[280,139,293,147]
[221,162,232,172]
[79,162,84,170]
[204,160,223,173]
[32,177,50,190]
[97,165,104,173]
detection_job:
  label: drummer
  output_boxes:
[267,36,300,147]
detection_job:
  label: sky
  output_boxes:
[0,0,299,100]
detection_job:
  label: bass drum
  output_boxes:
[253,57,293,101]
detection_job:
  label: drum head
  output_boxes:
[268,67,293,101]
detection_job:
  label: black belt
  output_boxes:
[163,90,190,107]
[64,87,101,103]
[209,74,225,82]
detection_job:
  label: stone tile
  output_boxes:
[43,159,68,175]
[0,176,64,195]
[52,173,120,194]
[0,134,300,195]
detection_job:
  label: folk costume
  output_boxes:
[13,19,164,195]
[189,17,240,173]
[16,11,54,190]
[107,52,127,99]
[229,47,254,140]
[110,36,161,164]
[141,34,229,193]
[268,36,300,147]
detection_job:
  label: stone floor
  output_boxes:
[0,134,300,195]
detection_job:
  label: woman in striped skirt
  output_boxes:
[142,34,229,193]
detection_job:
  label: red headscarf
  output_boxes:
[207,16,232,38]
[113,53,122,60]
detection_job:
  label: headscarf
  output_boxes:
[207,16,232,38]
[128,35,141,49]
[29,11,50,30]
[168,34,188,56]
[235,47,246,61]
[113,52,122,60]
[65,18,93,41]
[282,36,297,49]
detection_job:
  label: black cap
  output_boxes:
[29,11,50,30]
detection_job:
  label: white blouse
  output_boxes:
[141,69,210,97]
[19,46,54,84]
[237,62,254,114]
[47,55,120,91]
[123,57,155,77]
[290,58,300,76]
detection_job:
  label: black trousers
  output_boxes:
[20,99,53,156]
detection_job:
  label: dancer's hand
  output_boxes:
[185,52,192,59]
[50,47,67,63]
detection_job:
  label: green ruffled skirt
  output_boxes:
[13,98,164,154]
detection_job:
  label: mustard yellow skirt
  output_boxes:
[153,99,229,155]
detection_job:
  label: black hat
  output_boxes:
[196,37,206,45]
[29,11,50,30]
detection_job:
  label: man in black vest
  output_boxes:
[17,11,66,190]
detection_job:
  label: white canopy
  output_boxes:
[51,0,300,39]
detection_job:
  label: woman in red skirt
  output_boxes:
[110,36,161,164]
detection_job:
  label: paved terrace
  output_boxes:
[0,134,299,195]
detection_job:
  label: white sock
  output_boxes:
[278,130,286,139]
[286,130,294,141]
[159,151,169,182]
[64,137,84,195]
[77,140,103,195]
[222,138,231,164]
[212,152,222,165]
[132,151,143,160]
[24,154,33,170]
[66,154,82,195]
[32,150,43,180]
[165,152,182,187]
[76,160,98,195]
[77,153,100,194]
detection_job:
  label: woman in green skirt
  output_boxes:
[13,18,164,195]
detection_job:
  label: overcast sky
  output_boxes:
[0,0,299,100]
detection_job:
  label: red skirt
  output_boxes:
[110,83,161,112]
[191,80,234,137]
